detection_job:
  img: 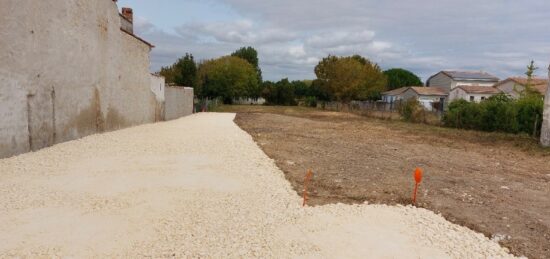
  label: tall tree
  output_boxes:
[523,60,541,96]
[383,68,423,90]
[196,56,259,103]
[231,46,262,83]
[314,55,386,102]
[159,53,197,86]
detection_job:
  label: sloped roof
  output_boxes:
[494,77,548,95]
[455,85,501,94]
[381,87,409,96]
[410,87,448,96]
[428,71,499,84]
[442,71,499,81]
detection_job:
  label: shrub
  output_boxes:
[443,94,543,136]
[399,99,425,123]
[304,96,318,107]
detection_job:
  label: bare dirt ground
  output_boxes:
[0,113,515,258]
[228,105,550,259]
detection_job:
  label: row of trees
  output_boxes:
[160,47,263,104]
[159,48,424,105]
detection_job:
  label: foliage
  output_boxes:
[159,53,197,86]
[443,94,543,136]
[262,79,297,106]
[314,55,387,102]
[399,98,426,123]
[196,56,260,104]
[384,68,423,90]
[522,60,543,97]
[231,46,263,83]
[304,96,318,107]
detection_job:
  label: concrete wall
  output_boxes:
[0,0,158,158]
[496,81,522,99]
[448,88,494,103]
[150,74,166,122]
[165,86,194,121]
[427,73,452,89]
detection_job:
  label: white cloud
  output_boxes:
[131,0,550,80]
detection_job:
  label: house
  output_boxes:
[427,70,499,90]
[493,77,548,99]
[382,86,448,111]
[448,85,501,103]
[381,87,409,103]
[401,87,448,111]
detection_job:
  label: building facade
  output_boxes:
[494,77,548,99]
[0,0,164,158]
[427,71,499,91]
[448,85,501,103]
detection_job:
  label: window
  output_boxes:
[470,96,475,102]
[481,96,486,101]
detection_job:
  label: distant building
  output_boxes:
[493,77,548,99]
[448,85,501,103]
[426,71,499,90]
[381,87,409,103]
[382,86,448,111]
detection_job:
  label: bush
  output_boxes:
[399,99,426,123]
[443,94,543,136]
[304,96,318,107]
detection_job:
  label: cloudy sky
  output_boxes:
[118,0,550,82]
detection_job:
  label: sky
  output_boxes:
[118,0,550,82]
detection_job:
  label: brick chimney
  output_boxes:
[121,7,133,23]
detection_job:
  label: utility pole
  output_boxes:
[540,64,550,146]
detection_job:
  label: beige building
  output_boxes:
[0,0,191,158]
[427,71,499,90]
[494,77,548,99]
[382,87,448,111]
[448,85,501,103]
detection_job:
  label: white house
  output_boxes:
[493,77,548,99]
[381,87,409,103]
[427,71,499,91]
[382,86,448,111]
[448,85,501,103]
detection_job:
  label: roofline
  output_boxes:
[120,28,155,48]
[453,85,501,94]
[381,87,408,96]
[427,71,499,86]
[408,87,448,96]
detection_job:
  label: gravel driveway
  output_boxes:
[0,113,516,258]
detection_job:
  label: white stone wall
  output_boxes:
[165,87,194,121]
[0,0,158,158]
[448,88,497,103]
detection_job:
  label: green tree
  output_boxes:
[196,56,259,103]
[314,55,386,102]
[383,68,423,90]
[159,53,197,86]
[231,46,263,83]
[523,60,541,97]
[262,79,297,106]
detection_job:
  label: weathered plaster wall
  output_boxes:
[150,74,166,122]
[0,0,157,158]
[165,87,194,121]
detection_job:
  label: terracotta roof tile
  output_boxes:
[455,85,501,94]
[411,87,448,96]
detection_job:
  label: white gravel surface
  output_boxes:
[0,113,517,258]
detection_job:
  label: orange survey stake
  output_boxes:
[412,168,423,205]
[302,169,314,207]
